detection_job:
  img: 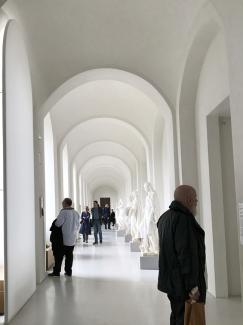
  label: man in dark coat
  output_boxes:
[50,218,63,276]
[91,201,103,245]
[157,185,206,325]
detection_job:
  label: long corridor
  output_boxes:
[9,230,243,325]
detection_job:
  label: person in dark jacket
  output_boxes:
[103,204,111,229]
[91,201,103,245]
[157,185,206,325]
[50,218,63,276]
[80,206,91,243]
[110,209,116,227]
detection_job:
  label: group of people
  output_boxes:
[79,202,116,244]
[48,185,206,325]
[48,199,116,277]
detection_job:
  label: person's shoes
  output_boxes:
[100,240,102,244]
[93,242,98,245]
[48,272,60,277]
[86,241,88,243]
[64,273,72,277]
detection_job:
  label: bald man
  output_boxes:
[157,185,206,325]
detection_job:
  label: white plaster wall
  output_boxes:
[62,144,69,198]
[3,20,36,321]
[219,117,241,296]
[209,1,243,294]
[44,113,56,241]
[195,32,230,297]
[206,115,228,297]
[72,164,77,209]
[0,22,5,268]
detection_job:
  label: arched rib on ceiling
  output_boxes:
[61,117,151,181]
[41,68,172,120]
[79,155,132,196]
[72,141,138,189]
[41,68,176,209]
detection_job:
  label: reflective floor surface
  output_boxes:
[9,230,243,324]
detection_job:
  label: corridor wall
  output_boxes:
[44,113,56,241]
[3,20,36,321]
[195,31,241,297]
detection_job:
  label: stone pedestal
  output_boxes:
[125,234,132,242]
[140,255,159,270]
[130,241,141,252]
[116,229,125,237]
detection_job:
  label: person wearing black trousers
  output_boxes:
[157,185,206,325]
[49,198,80,277]
[49,219,63,276]
[110,209,116,227]
[103,204,111,229]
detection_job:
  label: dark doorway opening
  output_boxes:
[100,197,111,208]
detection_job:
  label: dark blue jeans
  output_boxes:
[93,220,102,243]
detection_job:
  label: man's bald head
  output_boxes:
[174,185,198,215]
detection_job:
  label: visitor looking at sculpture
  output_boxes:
[157,185,206,325]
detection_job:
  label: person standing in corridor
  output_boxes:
[157,185,206,325]
[49,198,80,277]
[80,206,91,243]
[103,204,111,229]
[91,201,103,245]
[110,209,116,227]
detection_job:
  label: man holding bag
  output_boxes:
[157,185,206,325]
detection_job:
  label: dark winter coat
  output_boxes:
[50,218,63,252]
[157,200,206,303]
[80,211,91,235]
[102,207,110,223]
[91,207,103,224]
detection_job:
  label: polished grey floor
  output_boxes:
[9,230,243,324]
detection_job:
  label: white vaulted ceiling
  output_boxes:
[50,79,157,145]
[3,0,205,108]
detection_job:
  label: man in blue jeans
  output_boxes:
[91,201,103,245]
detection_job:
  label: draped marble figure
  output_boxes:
[140,182,159,255]
[117,199,127,231]
[129,190,140,241]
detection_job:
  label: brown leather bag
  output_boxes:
[184,300,206,325]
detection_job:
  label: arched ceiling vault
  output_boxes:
[78,156,132,182]
[72,141,138,175]
[61,117,148,164]
[3,1,207,108]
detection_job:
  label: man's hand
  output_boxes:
[189,286,200,303]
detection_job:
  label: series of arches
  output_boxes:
[0,0,243,322]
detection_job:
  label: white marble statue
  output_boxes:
[124,194,133,236]
[117,199,127,231]
[140,182,159,255]
[129,190,142,241]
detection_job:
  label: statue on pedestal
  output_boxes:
[129,190,140,241]
[140,182,159,255]
[116,199,127,231]
[124,194,133,236]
